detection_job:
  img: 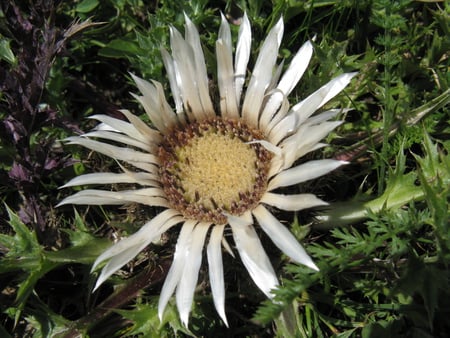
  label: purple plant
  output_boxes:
[0,1,91,233]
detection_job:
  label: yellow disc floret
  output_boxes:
[158,117,272,224]
[176,131,258,210]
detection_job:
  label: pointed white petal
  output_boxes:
[221,235,235,258]
[88,114,148,144]
[278,40,313,94]
[267,113,298,146]
[65,137,158,165]
[216,38,239,118]
[304,108,348,125]
[184,14,214,116]
[119,109,162,143]
[253,205,319,271]
[234,13,251,104]
[57,188,168,208]
[92,209,183,289]
[60,171,158,188]
[228,215,279,298]
[82,130,152,152]
[158,220,196,321]
[161,47,184,115]
[268,159,347,190]
[169,26,205,120]
[207,224,228,326]
[290,72,357,127]
[94,241,151,289]
[152,80,180,127]
[176,223,210,327]
[268,153,286,179]
[261,192,328,211]
[246,139,282,157]
[242,18,284,127]
[216,13,239,118]
[129,75,169,132]
[267,60,285,92]
[282,121,343,167]
[259,41,313,129]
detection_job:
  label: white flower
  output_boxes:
[58,13,356,327]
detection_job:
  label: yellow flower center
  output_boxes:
[158,117,272,224]
[176,132,257,210]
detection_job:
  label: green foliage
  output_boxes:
[1,0,449,336]
[115,301,192,337]
[255,132,450,336]
[0,206,110,329]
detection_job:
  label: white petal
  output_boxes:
[82,130,152,152]
[290,72,357,127]
[153,80,181,127]
[242,18,284,127]
[88,114,147,143]
[216,38,239,118]
[228,215,279,298]
[267,60,285,92]
[234,13,251,104]
[246,139,282,157]
[267,113,298,146]
[278,40,313,95]
[207,224,228,326]
[268,159,347,190]
[65,137,158,165]
[170,27,205,120]
[304,108,348,125]
[183,14,214,116]
[261,192,328,211]
[253,205,319,271]
[161,47,184,115]
[221,236,235,258]
[119,109,162,143]
[92,209,183,289]
[57,188,168,208]
[176,223,210,327]
[60,171,158,188]
[281,121,343,168]
[268,153,286,179]
[129,76,168,132]
[94,242,150,289]
[259,40,313,129]
[158,220,196,321]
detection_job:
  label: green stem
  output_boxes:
[313,186,424,230]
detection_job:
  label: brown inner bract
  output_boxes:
[158,117,272,224]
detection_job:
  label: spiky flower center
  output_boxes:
[158,117,272,224]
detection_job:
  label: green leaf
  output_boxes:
[98,38,143,59]
[45,238,111,265]
[0,39,16,65]
[0,206,41,274]
[115,301,193,337]
[315,145,424,229]
[75,0,99,13]
[413,133,450,256]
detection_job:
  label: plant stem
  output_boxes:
[59,259,171,338]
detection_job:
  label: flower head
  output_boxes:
[59,13,356,326]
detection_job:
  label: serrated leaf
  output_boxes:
[115,301,193,337]
[3,205,40,254]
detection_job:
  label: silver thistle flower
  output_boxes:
[59,13,356,326]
